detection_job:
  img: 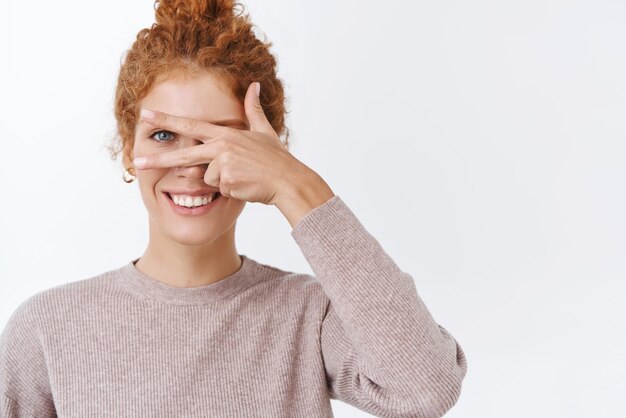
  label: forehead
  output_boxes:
[138,72,245,125]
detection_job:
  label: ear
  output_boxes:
[122,142,134,170]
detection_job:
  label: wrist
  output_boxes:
[275,170,335,229]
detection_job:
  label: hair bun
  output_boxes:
[154,0,237,25]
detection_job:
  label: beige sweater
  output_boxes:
[0,195,467,418]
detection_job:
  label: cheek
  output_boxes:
[133,137,154,156]
[228,200,247,218]
[133,140,170,189]
[136,169,168,199]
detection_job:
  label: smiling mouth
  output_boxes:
[164,192,221,208]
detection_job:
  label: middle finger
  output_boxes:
[139,108,231,141]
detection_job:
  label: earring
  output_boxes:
[123,166,136,183]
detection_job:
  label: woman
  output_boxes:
[0,0,467,417]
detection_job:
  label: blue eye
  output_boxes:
[150,130,175,143]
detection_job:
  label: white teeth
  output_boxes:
[171,193,218,208]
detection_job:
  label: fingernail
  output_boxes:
[140,109,155,119]
[255,82,260,98]
[134,157,147,168]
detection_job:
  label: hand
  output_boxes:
[133,81,312,206]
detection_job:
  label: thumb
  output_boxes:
[244,81,275,136]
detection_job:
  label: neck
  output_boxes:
[134,221,242,288]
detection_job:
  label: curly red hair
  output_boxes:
[108,0,290,171]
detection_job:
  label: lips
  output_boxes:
[164,189,220,197]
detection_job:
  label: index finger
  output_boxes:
[134,141,219,169]
[139,108,229,141]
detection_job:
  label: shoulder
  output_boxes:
[3,267,119,332]
[35,268,117,304]
[247,258,331,326]
[251,258,330,305]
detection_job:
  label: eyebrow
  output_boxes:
[139,118,248,129]
[212,118,248,128]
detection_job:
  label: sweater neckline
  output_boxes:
[116,254,259,305]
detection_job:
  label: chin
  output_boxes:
[168,231,223,247]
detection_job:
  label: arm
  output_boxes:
[289,194,468,418]
[0,296,57,418]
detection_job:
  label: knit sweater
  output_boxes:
[0,195,467,418]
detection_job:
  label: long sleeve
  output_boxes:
[291,195,468,418]
[0,296,56,418]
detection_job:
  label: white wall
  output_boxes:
[1,1,624,417]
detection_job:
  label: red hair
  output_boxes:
[108,0,290,170]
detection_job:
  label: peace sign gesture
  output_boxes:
[135,82,295,204]
[133,81,335,227]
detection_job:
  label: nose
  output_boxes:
[174,139,208,178]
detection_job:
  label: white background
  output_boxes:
[1,1,625,417]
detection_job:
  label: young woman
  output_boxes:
[0,1,467,417]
